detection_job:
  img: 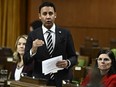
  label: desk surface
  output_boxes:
[10,81,55,87]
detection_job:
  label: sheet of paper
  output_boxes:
[42,55,63,75]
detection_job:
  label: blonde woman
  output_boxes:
[10,35,33,80]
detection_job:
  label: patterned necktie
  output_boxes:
[47,30,53,56]
[47,30,55,79]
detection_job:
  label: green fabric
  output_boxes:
[72,80,79,84]
[78,59,85,67]
[111,48,116,58]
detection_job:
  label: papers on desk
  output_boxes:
[42,55,63,75]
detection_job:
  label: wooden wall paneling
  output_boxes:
[27,0,42,31]
[27,0,116,51]
[67,27,116,51]
[27,0,116,27]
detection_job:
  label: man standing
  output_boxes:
[24,1,77,87]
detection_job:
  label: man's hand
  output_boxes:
[56,60,68,68]
[31,39,44,54]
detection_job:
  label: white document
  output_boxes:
[42,55,63,75]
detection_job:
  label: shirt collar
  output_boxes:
[42,23,55,34]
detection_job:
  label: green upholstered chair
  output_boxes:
[111,48,116,59]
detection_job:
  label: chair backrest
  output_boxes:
[0,47,13,65]
[111,48,116,59]
[80,47,100,65]
[78,59,85,67]
[72,55,89,85]
[78,55,89,67]
[83,37,99,48]
[72,66,86,84]
[110,39,116,49]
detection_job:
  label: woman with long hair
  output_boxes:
[80,49,116,87]
[10,35,33,80]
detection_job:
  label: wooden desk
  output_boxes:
[10,81,55,87]
[20,76,47,85]
[10,81,79,87]
[9,76,77,87]
[9,76,55,87]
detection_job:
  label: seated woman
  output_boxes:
[80,49,116,87]
[10,35,33,81]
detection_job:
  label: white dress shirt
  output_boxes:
[14,66,24,81]
[30,24,56,56]
[42,23,56,49]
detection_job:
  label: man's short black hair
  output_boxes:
[39,1,56,13]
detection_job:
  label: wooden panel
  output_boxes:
[27,0,42,30]
[64,27,116,51]
[56,0,116,27]
[27,0,116,51]
[28,0,116,27]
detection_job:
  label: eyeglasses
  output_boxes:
[97,58,111,62]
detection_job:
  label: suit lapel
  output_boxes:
[37,27,64,57]
[36,28,49,57]
[53,27,63,54]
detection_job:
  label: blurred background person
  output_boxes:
[80,49,116,87]
[29,20,42,32]
[10,35,33,81]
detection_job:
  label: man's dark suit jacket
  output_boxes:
[24,26,77,87]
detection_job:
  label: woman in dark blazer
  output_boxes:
[10,35,33,80]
